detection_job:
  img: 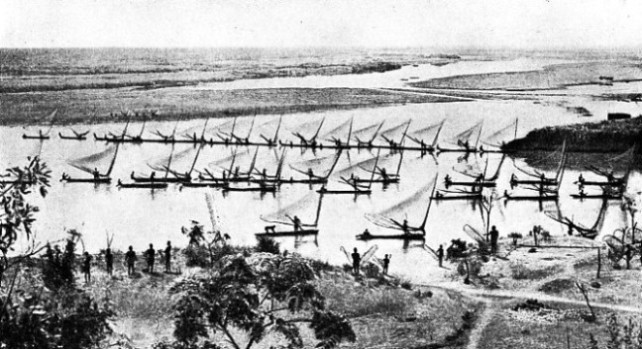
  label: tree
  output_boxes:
[169,253,355,349]
[0,157,113,349]
[0,156,51,285]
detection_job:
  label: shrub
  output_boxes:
[254,236,280,254]
[167,253,355,348]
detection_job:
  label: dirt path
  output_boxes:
[465,298,497,349]
[421,283,642,314]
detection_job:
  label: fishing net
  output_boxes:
[261,192,322,226]
[321,118,352,142]
[366,178,436,229]
[515,142,566,179]
[68,145,118,175]
[288,118,325,139]
[333,155,377,178]
[207,149,251,174]
[380,120,411,144]
[289,152,341,178]
[445,121,483,146]
[254,117,282,141]
[352,123,383,142]
[481,118,517,148]
[148,146,194,172]
[407,120,444,146]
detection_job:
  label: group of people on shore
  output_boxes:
[46,241,175,283]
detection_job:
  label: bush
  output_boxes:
[254,236,280,254]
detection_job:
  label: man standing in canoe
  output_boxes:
[351,248,361,275]
[125,246,137,276]
[93,167,101,181]
[437,245,444,267]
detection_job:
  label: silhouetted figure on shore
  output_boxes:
[164,241,172,273]
[489,226,499,253]
[383,254,391,274]
[125,246,137,276]
[82,252,92,283]
[437,245,444,267]
[105,248,113,276]
[625,244,633,270]
[145,244,156,273]
[351,248,361,275]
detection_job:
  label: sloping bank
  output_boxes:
[503,117,642,153]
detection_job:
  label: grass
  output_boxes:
[0,87,456,126]
[510,263,563,280]
[475,299,642,349]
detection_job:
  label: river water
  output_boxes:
[3,58,642,282]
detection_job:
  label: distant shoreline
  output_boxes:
[0,87,463,126]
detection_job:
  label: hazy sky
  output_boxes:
[2,0,641,49]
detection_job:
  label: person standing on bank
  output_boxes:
[125,246,137,276]
[145,244,156,273]
[105,247,113,276]
[437,244,444,267]
[383,254,391,274]
[164,241,172,273]
[82,252,92,283]
[351,248,361,275]
[489,226,500,253]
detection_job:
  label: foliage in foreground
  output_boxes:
[166,253,355,349]
[1,157,113,349]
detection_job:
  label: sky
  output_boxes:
[1,0,641,49]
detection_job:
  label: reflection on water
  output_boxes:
[3,99,642,282]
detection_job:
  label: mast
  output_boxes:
[369,121,385,144]
[432,119,446,148]
[420,177,439,231]
[275,149,286,180]
[473,120,484,150]
[346,117,354,146]
[245,116,256,140]
[106,143,121,177]
[188,144,204,177]
[164,144,175,179]
[514,118,519,141]
[200,117,210,141]
[367,150,381,189]
[399,120,412,146]
[273,116,283,143]
[137,118,147,138]
[246,147,259,178]
[311,117,326,141]
[313,193,325,227]
[324,149,343,180]
[394,151,404,176]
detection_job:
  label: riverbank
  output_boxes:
[503,116,642,153]
[7,232,642,348]
[0,87,461,126]
[411,60,642,91]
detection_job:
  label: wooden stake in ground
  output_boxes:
[575,282,596,321]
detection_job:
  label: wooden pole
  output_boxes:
[597,247,602,279]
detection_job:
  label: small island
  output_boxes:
[503,115,642,153]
